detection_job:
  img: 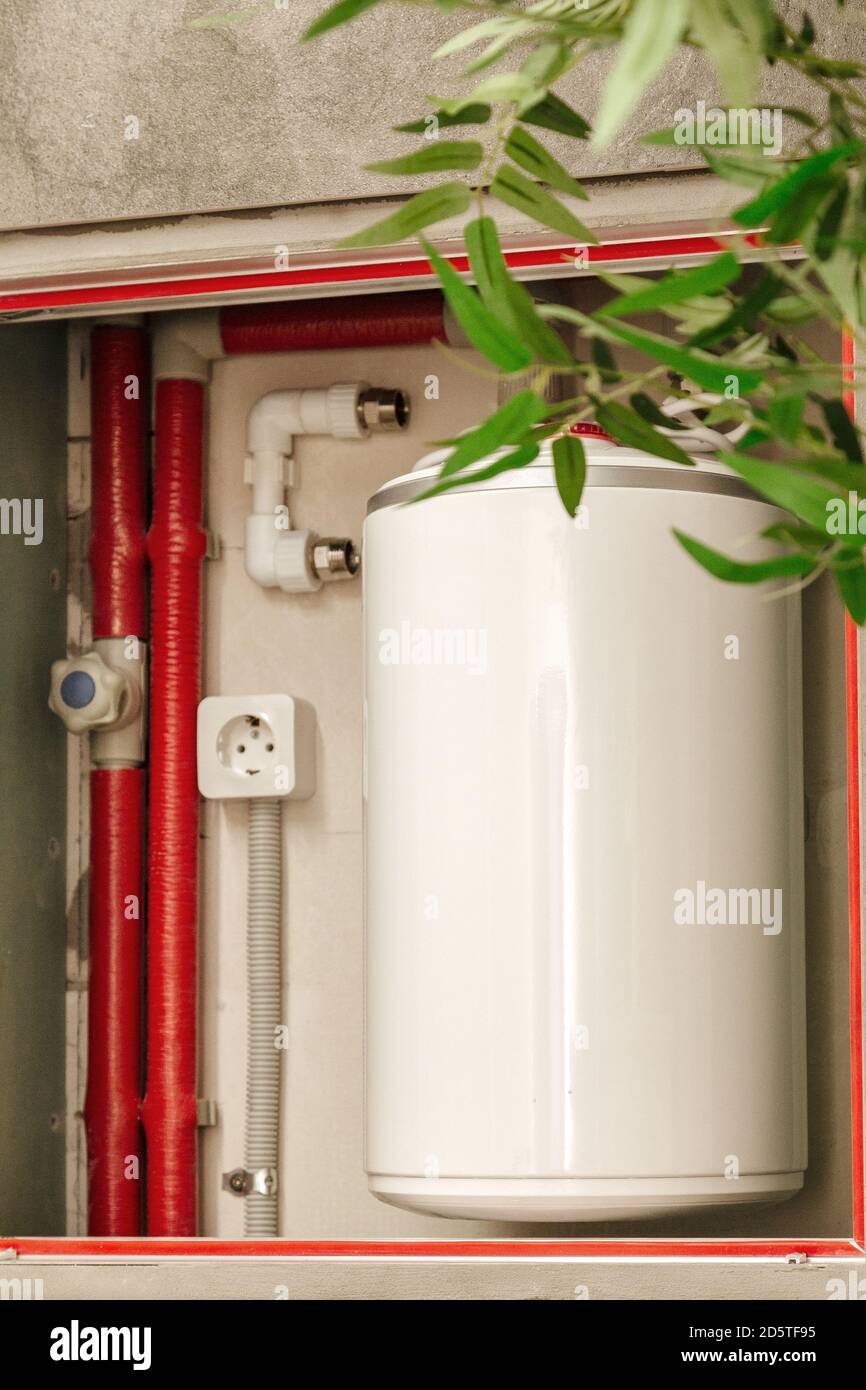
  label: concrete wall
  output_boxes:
[0,0,863,231]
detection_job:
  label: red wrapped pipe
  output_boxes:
[84,325,147,1237]
[142,379,207,1236]
[89,327,148,640]
[220,289,447,355]
[84,769,144,1234]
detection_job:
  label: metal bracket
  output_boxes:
[785,1251,809,1265]
[197,1098,218,1128]
[222,1166,278,1197]
[205,529,221,561]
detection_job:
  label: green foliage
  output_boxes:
[672,531,817,582]
[490,165,596,242]
[592,0,689,147]
[419,237,533,372]
[337,183,472,248]
[364,141,484,176]
[552,434,587,516]
[298,0,866,620]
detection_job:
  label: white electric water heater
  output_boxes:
[363,428,806,1221]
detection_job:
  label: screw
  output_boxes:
[49,568,61,592]
[229,1171,246,1193]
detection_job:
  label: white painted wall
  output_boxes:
[200,339,505,1237]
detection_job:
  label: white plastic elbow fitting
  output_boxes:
[247,384,367,457]
[243,384,369,591]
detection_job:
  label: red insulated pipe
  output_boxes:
[142,378,207,1236]
[84,326,147,1237]
[220,288,447,354]
[89,327,148,640]
[84,770,145,1234]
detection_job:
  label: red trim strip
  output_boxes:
[1,237,858,1265]
[0,233,764,314]
[4,1237,860,1259]
[843,326,865,1248]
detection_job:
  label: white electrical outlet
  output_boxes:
[197,693,316,801]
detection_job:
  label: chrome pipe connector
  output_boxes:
[311,537,361,582]
[357,387,410,432]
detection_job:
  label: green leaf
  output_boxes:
[364,141,483,176]
[766,174,839,245]
[767,394,805,443]
[594,400,695,466]
[673,529,815,582]
[833,549,866,622]
[517,37,571,91]
[596,253,740,319]
[521,93,591,141]
[457,73,538,105]
[438,390,548,479]
[414,442,540,502]
[778,107,820,130]
[504,127,588,200]
[189,7,259,29]
[641,127,681,145]
[689,268,783,348]
[813,182,849,261]
[689,0,763,107]
[702,147,785,191]
[761,520,828,550]
[591,338,619,379]
[419,237,533,372]
[302,0,381,40]
[552,434,586,516]
[813,244,866,337]
[800,55,866,79]
[600,319,764,395]
[732,140,863,227]
[630,392,686,430]
[337,183,472,249]
[593,0,689,147]
[721,451,841,530]
[465,216,575,367]
[395,105,491,133]
[433,17,521,59]
[490,165,597,243]
[820,398,864,463]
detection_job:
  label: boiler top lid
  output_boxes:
[366,429,759,514]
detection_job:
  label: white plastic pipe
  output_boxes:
[243,385,366,592]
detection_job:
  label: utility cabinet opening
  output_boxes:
[0,272,856,1250]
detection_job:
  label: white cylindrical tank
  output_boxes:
[363,428,806,1221]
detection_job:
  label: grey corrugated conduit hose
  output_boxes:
[245,797,282,1236]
